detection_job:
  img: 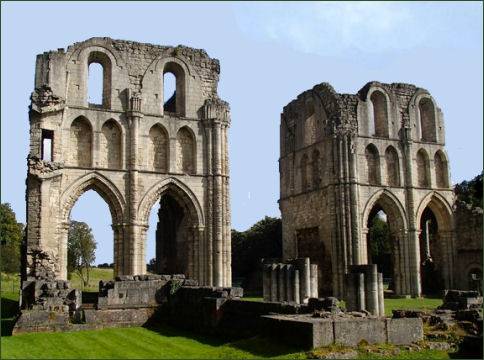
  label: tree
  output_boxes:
[67,221,96,287]
[231,216,282,292]
[454,172,483,209]
[0,203,23,273]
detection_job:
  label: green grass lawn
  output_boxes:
[69,267,114,292]
[0,290,449,359]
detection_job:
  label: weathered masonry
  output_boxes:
[279,82,454,298]
[24,38,232,286]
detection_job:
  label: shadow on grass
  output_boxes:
[1,297,19,337]
[143,321,303,358]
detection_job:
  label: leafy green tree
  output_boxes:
[68,221,96,287]
[0,203,23,273]
[232,216,282,292]
[454,172,483,208]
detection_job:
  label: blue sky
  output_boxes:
[2,1,482,264]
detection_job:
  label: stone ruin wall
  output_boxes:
[279,81,455,299]
[25,37,232,287]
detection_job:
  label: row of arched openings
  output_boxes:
[369,90,437,142]
[87,52,185,114]
[69,117,196,174]
[365,145,449,188]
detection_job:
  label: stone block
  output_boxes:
[333,318,386,346]
[386,318,423,345]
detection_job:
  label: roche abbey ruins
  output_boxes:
[15,38,482,352]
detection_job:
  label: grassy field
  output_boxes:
[1,276,448,359]
[69,267,114,292]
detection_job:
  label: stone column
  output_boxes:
[270,264,278,302]
[295,258,311,303]
[278,264,286,302]
[357,273,366,312]
[310,264,318,298]
[203,119,213,286]
[365,265,379,315]
[196,226,205,285]
[59,222,70,280]
[127,93,143,275]
[293,269,300,304]
[402,126,421,297]
[285,264,294,302]
[345,273,357,312]
[263,264,272,301]
[212,120,224,287]
[377,272,385,317]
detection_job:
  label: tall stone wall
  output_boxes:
[279,81,455,298]
[24,38,232,287]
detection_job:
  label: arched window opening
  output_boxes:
[385,146,400,187]
[148,125,168,172]
[163,72,176,113]
[367,207,393,290]
[365,144,380,185]
[300,154,309,192]
[370,91,388,138]
[70,117,92,167]
[41,129,54,162]
[68,190,113,291]
[311,149,320,189]
[87,52,112,109]
[176,127,195,174]
[419,98,436,142]
[434,151,449,188]
[163,62,186,115]
[88,62,103,106]
[416,149,430,187]
[419,207,443,295]
[100,120,122,169]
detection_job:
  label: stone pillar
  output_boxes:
[310,264,318,298]
[378,272,385,317]
[263,264,271,301]
[365,265,379,315]
[293,269,300,304]
[59,222,70,280]
[270,264,278,302]
[344,273,357,312]
[196,226,205,285]
[301,258,311,303]
[278,264,286,302]
[212,120,224,287]
[285,264,294,302]
[356,273,366,311]
[127,94,143,275]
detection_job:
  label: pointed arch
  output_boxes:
[385,146,400,187]
[69,116,93,167]
[137,177,204,227]
[100,119,123,169]
[176,126,196,174]
[60,172,126,225]
[362,190,408,233]
[148,123,169,172]
[416,149,430,187]
[416,192,453,232]
[365,144,380,185]
[434,150,449,188]
[419,97,437,142]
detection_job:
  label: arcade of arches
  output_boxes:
[24,38,232,287]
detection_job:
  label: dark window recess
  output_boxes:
[41,129,54,161]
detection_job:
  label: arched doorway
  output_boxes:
[363,191,408,295]
[417,194,454,295]
[140,179,204,281]
[59,173,125,280]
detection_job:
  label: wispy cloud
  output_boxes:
[233,2,482,56]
